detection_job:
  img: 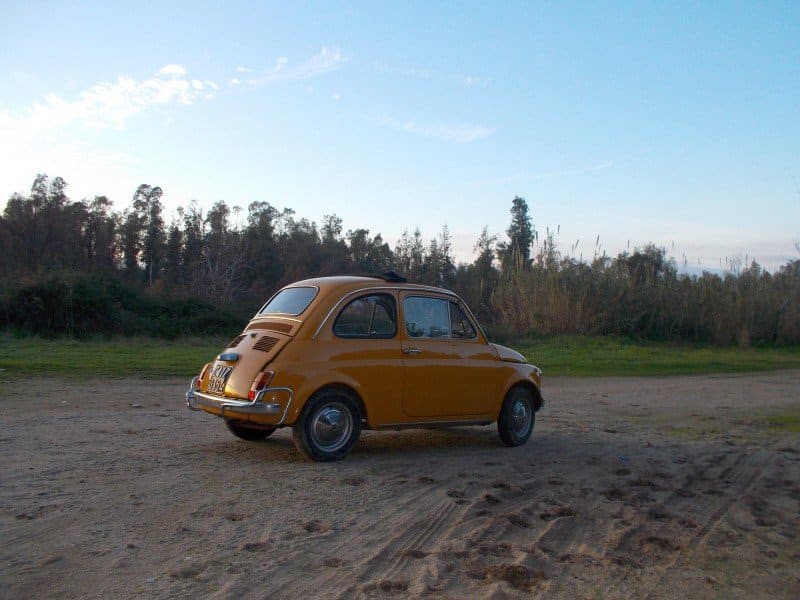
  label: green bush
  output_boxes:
[1,273,242,338]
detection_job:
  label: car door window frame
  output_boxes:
[448,301,478,339]
[333,293,398,339]
[403,295,481,340]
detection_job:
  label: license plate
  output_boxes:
[207,364,233,395]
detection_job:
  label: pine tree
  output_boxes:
[498,196,535,270]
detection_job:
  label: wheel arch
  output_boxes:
[505,380,543,413]
[302,382,369,428]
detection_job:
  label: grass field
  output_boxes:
[1,335,799,379]
[518,336,800,376]
[0,336,228,379]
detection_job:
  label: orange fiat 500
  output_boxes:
[186,273,544,461]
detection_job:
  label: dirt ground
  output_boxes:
[1,371,799,599]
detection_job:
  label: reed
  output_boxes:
[485,240,799,345]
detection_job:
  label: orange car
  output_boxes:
[186,273,544,461]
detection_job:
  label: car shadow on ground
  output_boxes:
[193,425,512,464]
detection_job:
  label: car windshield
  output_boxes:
[259,286,317,316]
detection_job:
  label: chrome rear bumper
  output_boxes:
[185,376,294,423]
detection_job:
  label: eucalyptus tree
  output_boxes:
[346,228,393,273]
[242,201,282,292]
[394,228,426,281]
[133,184,165,285]
[203,200,247,305]
[81,195,117,272]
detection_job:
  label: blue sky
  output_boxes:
[2,1,798,271]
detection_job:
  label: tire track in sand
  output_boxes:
[598,446,772,598]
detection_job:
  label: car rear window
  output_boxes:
[259,286,317,316]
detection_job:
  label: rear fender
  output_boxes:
[281,371,372,428]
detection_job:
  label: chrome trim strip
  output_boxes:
[186,378,294,423]
[376,419,492,429]
[312,285,459,340]
[258,386,295,425]
[249,315,302,324]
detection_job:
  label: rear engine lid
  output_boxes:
[211,331,291,399]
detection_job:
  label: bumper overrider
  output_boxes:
[185,376,294,424]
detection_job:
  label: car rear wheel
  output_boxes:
[497,386,535,447]
[293,389,361,461]
[225,419,275,441]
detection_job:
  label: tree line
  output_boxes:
[1,174,798,344]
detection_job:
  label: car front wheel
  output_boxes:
[292,389,361,461]
[497,386,535,447]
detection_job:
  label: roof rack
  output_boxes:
[376,270,407,283]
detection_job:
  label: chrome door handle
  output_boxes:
[403,348,422,355]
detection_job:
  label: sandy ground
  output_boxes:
[1,372,799,599]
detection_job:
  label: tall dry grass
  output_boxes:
[488,242,800,345]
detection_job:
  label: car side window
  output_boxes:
[404,296,451,338]
[333,294,397,338]
[449,302,477,339]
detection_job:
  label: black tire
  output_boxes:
[497,386,535,447]
[292,389,362,461]
[225,419,276,441]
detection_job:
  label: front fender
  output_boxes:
[497,364,544,418]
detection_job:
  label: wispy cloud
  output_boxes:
[476,161,614,185]
[396,67,431,79]
[462,75,491,87]
[159,64,187,77]
[0,64,219,204]
[377,118,495,143]
[0,132,145,207]
[374,62,431,79]
[375,64,491,88]
[0,64,216,134]
[381,118,495,143]
[245,47,346,86]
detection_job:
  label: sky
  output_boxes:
[1,1,798,272]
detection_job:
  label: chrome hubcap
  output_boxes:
[310,402,353,452]
[511,398,532,436]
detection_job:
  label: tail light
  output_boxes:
[249,370,274,400]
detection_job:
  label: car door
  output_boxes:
[327,292,405,423]
[400,293,499,418]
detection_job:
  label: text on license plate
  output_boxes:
[207,364,233,395]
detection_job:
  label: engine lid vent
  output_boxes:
[227,334,246,349]
[253,335,279,353]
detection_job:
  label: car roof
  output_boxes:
[288,275,458,298]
